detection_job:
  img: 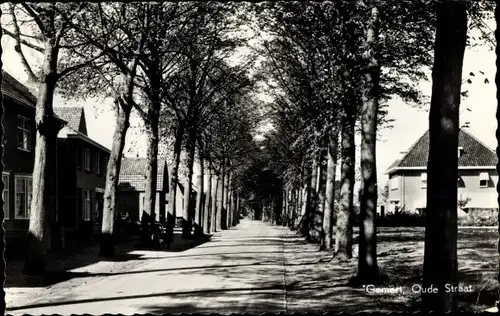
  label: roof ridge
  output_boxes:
[461,128,496,154]
[2,70,37,103]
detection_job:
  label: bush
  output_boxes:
[457,208,498,226]
[376,208,425,227]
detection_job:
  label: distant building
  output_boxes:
[54,107,110,247]
[385,129,499,215]
[117,158,198,226]
[117,157,169,223]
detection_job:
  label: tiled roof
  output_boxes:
[54,107,87,136]
[1,71,67,125]
[1,71,36,106]
[386,129,498,174]
[118,158,168,191]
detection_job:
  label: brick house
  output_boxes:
[54,107,110,247]
[385,129,499,216]
[117,157,169,223]
[1,71,65,248]
[117,157,197,226]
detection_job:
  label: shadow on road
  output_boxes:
[6,232,212,288]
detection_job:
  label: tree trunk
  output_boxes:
[300,170,311,238]
[22,29,66,273]
[228,189,233,228]
[23,76,57,274]
[225,171,231,229]
[143,116,159,223]
[194,148,204,235]
[231,190,237,226]
[296,183,304,229]
[335,114,356,260]
[182,128,197,239]
[219,161,226,230]
[358,6,381,283]
[422,1,467,313]
[216,172,223,231]
[310,153,324,242]
[203,163,212,234]
[284,189,289,226]
[99,96,132,257]
[210,172,218,232]
[235,192,240,224]
[322,131,339,251]
[166,122,185,245]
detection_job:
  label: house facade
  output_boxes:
[54,107,110,248]
[117,158,198,226]
[385,129,499,215]
[1,71,65,247]
[117,157,169,223]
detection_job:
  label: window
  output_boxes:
[17,116,31,151]
[458,146,464,158]
[15,176,32,219]
[421,172,427,189]
[84,148,91,171]
[2,173,8,220]
[83,189,91,221]
[96,152,101,175]
[479,172,489,188]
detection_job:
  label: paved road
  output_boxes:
[7,219,316,315]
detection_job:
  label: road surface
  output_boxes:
[7,219,337,315]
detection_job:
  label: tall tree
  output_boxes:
[3,3,107,273]
[321,130,338,251]
[358,5,381,283]
[64,3,149,256]
[422,1,467,313]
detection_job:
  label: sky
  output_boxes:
[1,17,497,187]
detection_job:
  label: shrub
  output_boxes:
[457,208,498,226]
[376,207,425,227]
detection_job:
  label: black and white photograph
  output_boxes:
[0,1,499,314]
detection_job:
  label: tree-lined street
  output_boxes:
[5,219,500,314]
[1,1,500,314]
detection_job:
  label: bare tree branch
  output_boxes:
[20,3,46,35]
[8,3,39,83]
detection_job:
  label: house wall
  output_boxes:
[457,169,498,209]
[3,98,57,237]
[387,169,499,214]
[3,98,36,239]
[56,137,109,247]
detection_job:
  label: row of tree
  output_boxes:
[0,2,261,277]
[249,1,494,313]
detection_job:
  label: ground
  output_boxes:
[4,220,499,314]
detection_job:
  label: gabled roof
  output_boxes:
[1,71,66,125]
[58,125,110,153]
[385,129,498,174]
[1,71,37,106]
[54,107,88,136]
[118,157,169,191]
